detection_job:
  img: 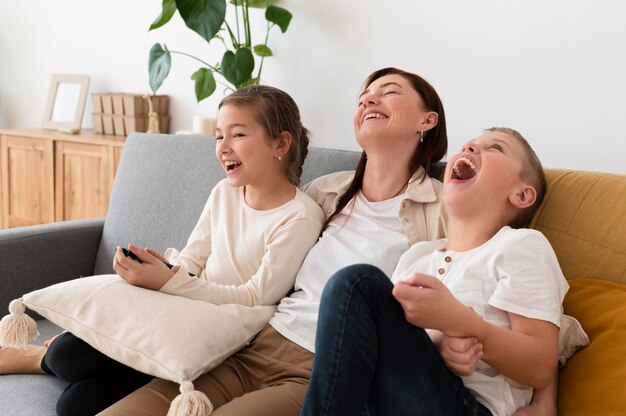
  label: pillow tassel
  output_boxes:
[0,299,38,349]
[167,380,214,416]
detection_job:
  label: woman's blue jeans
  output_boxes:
[301,264,492,416]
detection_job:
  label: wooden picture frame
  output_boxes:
[42,74,90,133]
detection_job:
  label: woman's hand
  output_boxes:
[113,244,174,290]
[512,405,554,416]
[512,370,558,416]
[392,273,479,337]
[437,335,483,376]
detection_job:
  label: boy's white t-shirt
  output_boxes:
[271,191,409,352]
[392,226,569,416]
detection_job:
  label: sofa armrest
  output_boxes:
[0,218,104,316]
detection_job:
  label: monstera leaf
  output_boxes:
[221,48,255,88]
[176,0,227,43]
[191,68,217,101]
[147,0,291,101]
[149,0,177,30]
[149,43,172,95]
[266,5,292,33]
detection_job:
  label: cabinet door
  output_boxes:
[1,135,55,227]
[111,144,124,193]
[55,141,110,221]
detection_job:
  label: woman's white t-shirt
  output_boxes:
[270,192,408,352]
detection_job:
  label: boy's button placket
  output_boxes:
[437,253,454,275]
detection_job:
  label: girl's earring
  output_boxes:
[275,155,282,161]
[420,131,424,143]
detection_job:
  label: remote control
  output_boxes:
[119,246,197,276]
[122,247,143,263]
[121,247,176,269]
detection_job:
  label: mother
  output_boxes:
[100,67,447,415]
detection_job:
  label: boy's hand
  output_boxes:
[113,244,174,290]
[437,335,483,376]
[392,273,478,337]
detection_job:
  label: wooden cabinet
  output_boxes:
[0,135,54,227]
[0,129,126,228]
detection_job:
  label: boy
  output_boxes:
[302,127,567,416]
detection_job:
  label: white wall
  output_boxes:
[1,0,624,174]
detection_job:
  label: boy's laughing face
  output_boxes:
[443,131,532,220]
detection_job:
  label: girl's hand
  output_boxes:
[145,247,169,264]
[113,244,175,290]
[437,335,483,376]
[392,273,477,337]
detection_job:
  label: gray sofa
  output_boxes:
[0,132,364,415]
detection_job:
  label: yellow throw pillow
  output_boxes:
[558,278,626,415]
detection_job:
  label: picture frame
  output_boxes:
[42,73,90,133]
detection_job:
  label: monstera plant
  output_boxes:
[148,0,292,101]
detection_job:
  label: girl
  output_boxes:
[0,85,324,416]
[99,67,449,416]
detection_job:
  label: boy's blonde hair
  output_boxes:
[485,127,547,228]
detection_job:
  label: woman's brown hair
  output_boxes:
[322,67,448,230]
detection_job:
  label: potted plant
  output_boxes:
[148,0,292,102]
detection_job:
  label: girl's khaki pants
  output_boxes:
[97,324,313,416]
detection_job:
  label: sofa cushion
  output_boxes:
[531,169,626,283]
[18,274,276,388]
[0,320,66,416]
[93,134,220,275]
[558,278,626,414]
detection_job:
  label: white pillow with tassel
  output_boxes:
[0,274,276,416]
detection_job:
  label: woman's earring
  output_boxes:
[420,131,424,143]
[275,155,282,160]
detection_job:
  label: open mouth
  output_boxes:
[225,161,242,173]
[363,112,388,123]
[451,157,477,180]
